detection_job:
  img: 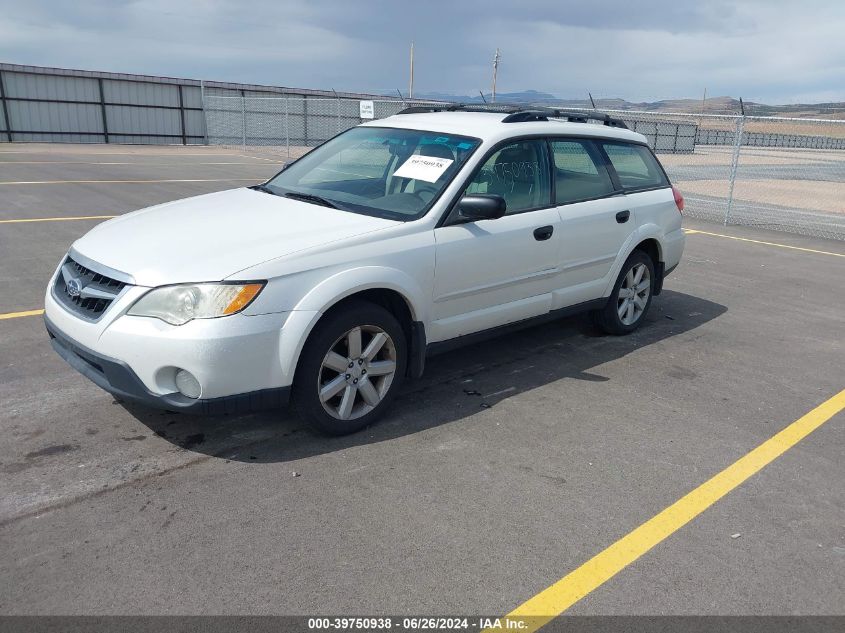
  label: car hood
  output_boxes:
[72,188,399,286]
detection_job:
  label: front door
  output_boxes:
[431,139,560,342]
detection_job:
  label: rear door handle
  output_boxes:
[616,210,630,223]
[533,225,554,241]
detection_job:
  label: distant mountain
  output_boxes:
[413,89,559,104]
[405,91,845,118]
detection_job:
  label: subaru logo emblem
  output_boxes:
[66,278,83,298]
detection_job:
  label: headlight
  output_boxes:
[128,282,264,325]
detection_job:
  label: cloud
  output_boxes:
[0,0,843,103]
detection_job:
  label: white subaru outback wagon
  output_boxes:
[45,106,685,435]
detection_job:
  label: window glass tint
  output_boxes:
[298,138,390,185]
[266,127,480,220]
[463,140,550,214]
[602,142,668,189]
[551,140,616,204]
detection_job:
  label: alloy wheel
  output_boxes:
[617,263,651,326]
[317,325,398,420]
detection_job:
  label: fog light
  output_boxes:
[175,369,201,399]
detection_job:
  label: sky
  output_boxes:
[1,0,844,104]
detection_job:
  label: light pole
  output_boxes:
[409,42,415,100]
[492,48,501,102]
[492,48,500,103]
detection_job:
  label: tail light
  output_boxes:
[672,185,685,213]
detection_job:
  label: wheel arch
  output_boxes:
[601,227,666,297]
[282,268,428,385]
[633,236,662,265]
[632,235,664,295]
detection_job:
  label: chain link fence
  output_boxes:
[203,95,443,160]
[597,110,845,239]
[203,95,845,240]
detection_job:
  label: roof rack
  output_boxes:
[501,109,629,129]
[395,104,629,129]
[396,104,504,115]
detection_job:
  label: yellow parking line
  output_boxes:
[0,178,265,185]
[0,215,117,224]
[494,388,845,633]
[0,309,45,320]
[684,229,844,257]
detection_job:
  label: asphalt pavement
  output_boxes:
[0,144,843,617]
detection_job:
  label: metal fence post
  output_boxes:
[177,85,187,145]
[199,80,208,145]
[303,97,309,147]
[724,115,745,225]
[240,90,247,148]
[97,78,110,143]
[0,70,12,142]
[285,97,290,159]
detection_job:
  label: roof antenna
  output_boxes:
[479,90,488,104]
[396,88,408,107]
[589,92,597,110]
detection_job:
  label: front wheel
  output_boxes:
[292,301,407,435]
[592,251,655,335]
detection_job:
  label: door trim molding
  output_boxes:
[433,267,560,303]
[560,253,617,273]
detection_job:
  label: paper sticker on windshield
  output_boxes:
[393,155,454,183]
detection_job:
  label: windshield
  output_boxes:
[262,126,481,221]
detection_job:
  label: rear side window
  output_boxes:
[551,140,616,204]
[602,142,668,190]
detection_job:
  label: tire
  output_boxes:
[292,301,407,435]
[592,250,656,335]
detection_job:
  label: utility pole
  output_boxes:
[492,48,501,103]
[409,41,415,100]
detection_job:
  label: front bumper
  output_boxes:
[45,316,290,415]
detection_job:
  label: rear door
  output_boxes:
[549,138,635,307]
[600,141,675,238]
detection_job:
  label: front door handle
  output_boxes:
[533,225,554,241]
[616,210,630,223]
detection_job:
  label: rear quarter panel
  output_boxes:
[601,187,685,296]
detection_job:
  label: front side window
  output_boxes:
[462,140,550,214]
[264,126,481,220]
[602,142,668,190]
[551,140,616,204]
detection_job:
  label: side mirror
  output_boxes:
[457,194,507,221]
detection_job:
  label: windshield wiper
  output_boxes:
[250,183,279,195]
[284,191,342,209]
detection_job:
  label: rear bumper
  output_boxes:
[45,316,289,415]
[663,227,686,271]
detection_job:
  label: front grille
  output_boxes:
[53,255,130,321]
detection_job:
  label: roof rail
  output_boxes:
[396,104,508,115]
[501,108,629,128]
[395,104,628,129]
